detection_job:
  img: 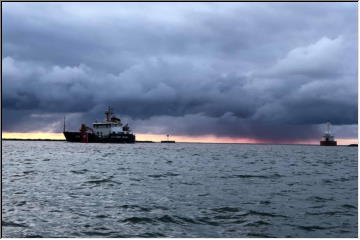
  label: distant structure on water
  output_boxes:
[320,122,337,146]
[63,106,135,143]
[161,134,175,143]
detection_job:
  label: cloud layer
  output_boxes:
[3,2,358,141]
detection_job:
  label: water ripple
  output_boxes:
[2,142,357,237]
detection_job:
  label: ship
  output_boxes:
[63,106,135,143]
[320,122,337,146]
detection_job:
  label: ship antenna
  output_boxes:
[63,116,66,132]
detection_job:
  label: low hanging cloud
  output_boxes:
[2,2,358,141]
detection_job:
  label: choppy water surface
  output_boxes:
[2,141,357,237]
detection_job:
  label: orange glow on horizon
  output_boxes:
[2,132,66,140]
[333,138,359,146]
[137,134,261,144]
[2,132,358,145]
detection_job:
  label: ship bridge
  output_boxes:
[92,106,130,137]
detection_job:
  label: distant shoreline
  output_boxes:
[1,138,156,143]
[2,138,357,146]
[2,138,66,141]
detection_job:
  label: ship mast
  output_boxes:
[63,116,66,132]
[326,121,331,135]
[105,106,113,122]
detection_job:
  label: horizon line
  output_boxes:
[2,137,358,146]
[2,131,358,145]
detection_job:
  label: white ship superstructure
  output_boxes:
[92,107,131,137]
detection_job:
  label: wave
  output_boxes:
[245,220,271,227]
[22,170,36,175]
[119,204,152,212]
[295,225,333,231]
[83,176,122,186]
[82,231,113,237]
[121,217,155,224]
[180,182,201,186]
[148,172,180,178]
[247,232,274,237]
[70,169,89,174]
[175,216,200,224]
[122,214,217,226]
[138,232,166,237]
[198,193,209,197]
[213,214,242,220]
[196,217,220,226]
[212,207,240,213]
[157,215,181,224]
[306,211,342,216]
[247,210,287,218]
[307,196,334,203]
[14,201,26,206]
[342,204,357,209]
[220,173,283,179]
[2,221,27,227]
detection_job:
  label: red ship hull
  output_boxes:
[63,131,135,143]
[320,140,337,146]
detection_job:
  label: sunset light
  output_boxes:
[2,132,357,146]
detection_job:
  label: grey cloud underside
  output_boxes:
[3,2,358,140]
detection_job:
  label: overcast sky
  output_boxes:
[3,2,358,142]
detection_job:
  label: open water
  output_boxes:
[2,141,358,237]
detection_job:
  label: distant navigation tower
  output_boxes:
[161,134,175,143]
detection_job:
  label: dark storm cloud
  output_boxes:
[2,2,358,140]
